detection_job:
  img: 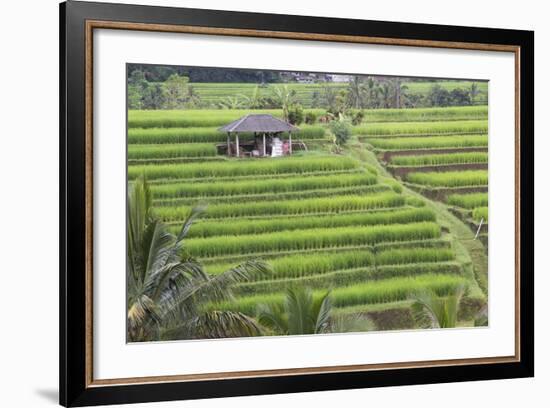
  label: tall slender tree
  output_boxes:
[347,76,365,109]
[271,85,296,121]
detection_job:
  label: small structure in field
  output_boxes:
[219,114,299,157]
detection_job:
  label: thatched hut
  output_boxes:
[219,114,299,157]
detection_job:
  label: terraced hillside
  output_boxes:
[128,105,488,332]
[361,115,489,249]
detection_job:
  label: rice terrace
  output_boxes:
[126,65,489,342]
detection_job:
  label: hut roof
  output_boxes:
[219,114,299,133]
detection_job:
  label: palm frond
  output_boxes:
[257,302,288,335]
[163,311,263,340]
[312,291,332,334]
[411,285,465,329]
[127,294,161,342]
[286,286,311,335]
[328,313,376,333]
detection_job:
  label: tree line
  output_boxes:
[128,69,484,111]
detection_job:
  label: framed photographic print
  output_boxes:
[59,1,534,406]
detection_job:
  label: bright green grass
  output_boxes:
[375,247,455,265]
[128,108,325,128]
[200,238,451,266]
[368,135,488,150]
[361,106,488,123]
[447,193,489,209]
[406,170,488,187]
[148,168,364,185]
[184,222,441,258]
[156,193,405,221]
[128,125,325,144]
[390,152,488,166]
[150,172,376,199]
[221,274,466,315]
[127,143,217,159]
[234,261,465,297]
[208,249,375,279]
[234,267,374,296]
[156,184,391,207]
[128,155,358,180]
[353,120,487,136]
[128,105,488,128]
[472,207,489,222]
[180,208,436,238]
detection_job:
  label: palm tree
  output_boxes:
[347,76,365,109]
[328,313,376,333]
[364,77,381,108]
[239,85,262,109]
[218,96,245,109]
[411,286,465,329]
[380,82,393,108]
[258,286,331,335]
[392,78,408,109]
[323,85,338,112]
[271,85,296,121]
[127,176,269,342]
[469,82,480,104]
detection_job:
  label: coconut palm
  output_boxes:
[328,313,376,333]
[257,286,332,335]
[218,96,245,109]
[347,76,365,109]
[364,77,381,108]
[380,82,393,108]
[239,85,263,109]
[392,78,408,109]
[469,82,480,103]
[271,85,296,121]
[127,176,269,342]
[411,286,465,329]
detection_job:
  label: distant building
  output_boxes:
[328,74,352,82]
[295,75,315,84]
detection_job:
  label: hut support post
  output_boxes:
[235,132,240,157]
[262,133,266,156]
[289,132,292,154]
[226,132,231,156]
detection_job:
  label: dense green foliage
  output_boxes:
[127,64,488,109]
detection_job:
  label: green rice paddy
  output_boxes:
[128,101,488,331]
